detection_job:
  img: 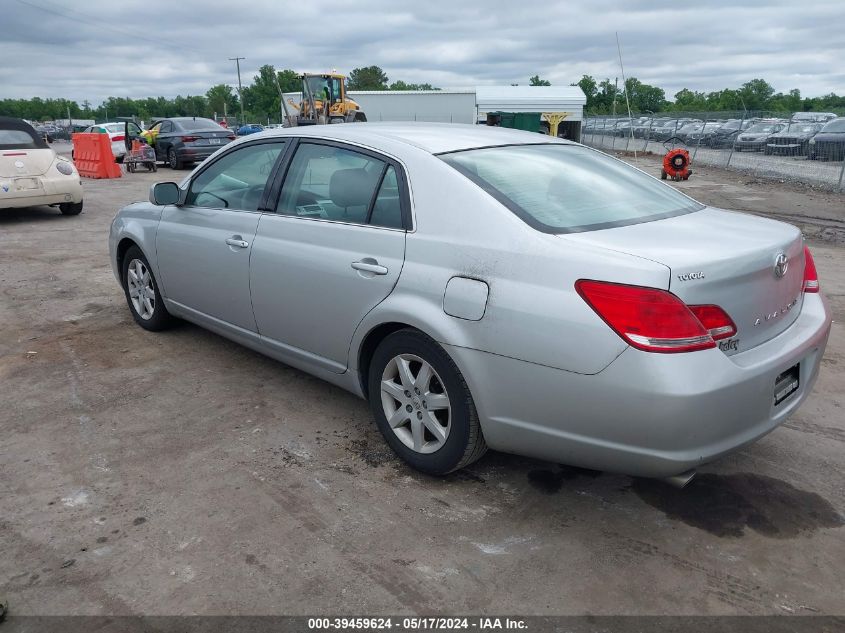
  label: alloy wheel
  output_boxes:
[380,354,451,454]
[126,258,155,320]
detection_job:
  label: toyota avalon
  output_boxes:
[109,123,831,483]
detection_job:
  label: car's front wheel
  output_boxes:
[122,246,176,331]
[368,329,487,475]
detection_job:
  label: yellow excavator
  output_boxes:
[283,72,367,126]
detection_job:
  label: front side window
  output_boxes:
[186,142,285,211]
[276,143,403,227]
[441,144,702,234]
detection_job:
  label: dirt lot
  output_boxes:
[1,160,844,616]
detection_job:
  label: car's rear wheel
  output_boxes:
[168,147,183,170]
[122,246,176,331]
[59,201,83,215]
[368,329,486,475]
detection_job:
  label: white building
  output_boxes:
[350,85,586,139]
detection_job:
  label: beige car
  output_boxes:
[0,116,83,215]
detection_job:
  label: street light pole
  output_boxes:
[229,56,246,124]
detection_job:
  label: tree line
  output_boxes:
[571,75,845,115]
[2,65,843,123]
[0,65,441,125]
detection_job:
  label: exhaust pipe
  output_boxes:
[662,469,696,489]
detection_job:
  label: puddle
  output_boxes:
[633,473,844,538]
[527,465,602,494]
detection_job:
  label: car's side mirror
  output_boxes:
[150,182,180,206]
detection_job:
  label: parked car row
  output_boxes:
[585,112,845,159]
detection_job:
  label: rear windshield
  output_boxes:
[441,144,702,234]
[0,129,42,149]
[177,118,222,131]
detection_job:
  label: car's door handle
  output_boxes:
[226,236,249,248]
[351,260,388,275]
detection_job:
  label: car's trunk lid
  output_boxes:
[562,207,805,355]
[0,148,55,177]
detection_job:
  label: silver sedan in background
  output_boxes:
[109,123,831,484]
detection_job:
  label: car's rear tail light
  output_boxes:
[575,280,716,353]
[227,134,236,140]
[112,135,125,142]
[181,135,199,142]
[803,246,819,293]
[687,305,737,340]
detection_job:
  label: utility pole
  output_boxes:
[229,56,246,123]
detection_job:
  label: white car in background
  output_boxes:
[71,122,128,162]
[0,116,83,215]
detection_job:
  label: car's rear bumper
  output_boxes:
[446,293,831,478]
[177,145,229,163]
[0,176,83,209]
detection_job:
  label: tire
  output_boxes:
[59,201,83,215]
[368,328,487,475]
[121,246,176,332]
[660,169,668,180]
[168,147,183,170]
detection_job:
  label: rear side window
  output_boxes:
[441,144,702,233]
[276,143,406,229]
[0,129,40,149]
[370,166,403,228]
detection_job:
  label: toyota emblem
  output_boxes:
[773,253,789,278]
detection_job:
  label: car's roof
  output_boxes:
[246,122,574,154]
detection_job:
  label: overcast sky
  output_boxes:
[3,0,844,104]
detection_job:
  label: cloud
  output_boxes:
[2,0,843,104]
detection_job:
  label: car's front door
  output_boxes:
[155,140,288,331]
[250,140,410,371]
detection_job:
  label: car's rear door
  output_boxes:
[250,139,410,372]
[155,139,288,331]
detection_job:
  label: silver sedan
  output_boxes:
[109,123,831,484]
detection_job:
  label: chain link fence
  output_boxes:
[582,111,845,192]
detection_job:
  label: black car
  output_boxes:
[765,122,823,156]
[682,121,724,145]
[147,117,235,169]
[733,120,787,152]
[808,118,845,161]
[707,119,757,148]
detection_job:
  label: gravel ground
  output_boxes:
[1,160,843,616]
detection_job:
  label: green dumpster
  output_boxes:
[487,111,542,133]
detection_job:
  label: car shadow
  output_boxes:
[0,205,76,224]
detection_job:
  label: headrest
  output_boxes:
[330,168,377,208]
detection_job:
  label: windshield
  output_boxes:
[785,123,817,133]
[746,122,782,133]
[306,76,331,100]
[441,144,702,234]
[822,119,845,132]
